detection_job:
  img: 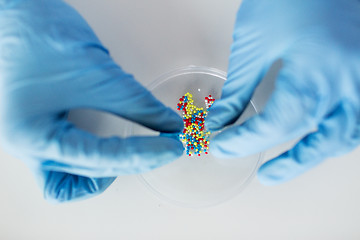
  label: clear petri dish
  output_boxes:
[127,66,263,208]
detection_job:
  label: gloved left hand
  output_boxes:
[0,0,183,202]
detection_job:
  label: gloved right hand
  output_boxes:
[206,0,360,185]
[0,0,183,202]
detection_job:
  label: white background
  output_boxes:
[1,0,360,239]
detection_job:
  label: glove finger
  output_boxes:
[30,160,116,203]
[42,170,115,203]
[205,22,270,131]
[70,63,183,133]
[33,120,184,177]
[257,101,360,185]
[24,157,115,203]
[209,68,317,158]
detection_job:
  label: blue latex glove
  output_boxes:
[206,0,360,185]
[0,0,183,202]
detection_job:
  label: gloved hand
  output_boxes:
[206,0,360,185]
[0,0,183,202]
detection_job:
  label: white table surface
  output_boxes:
[1,0,360,239]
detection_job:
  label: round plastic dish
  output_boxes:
[127,66,263,208]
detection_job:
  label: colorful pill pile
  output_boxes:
[177,92,215,156]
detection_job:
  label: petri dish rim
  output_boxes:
[133,65,264,208]
[147,65,227,91]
